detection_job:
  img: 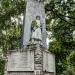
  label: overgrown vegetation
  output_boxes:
[46,0,75,75]
[0,0,75,75]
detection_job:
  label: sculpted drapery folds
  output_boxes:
[31,16,42,44]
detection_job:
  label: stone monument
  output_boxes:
[5,0,56,75]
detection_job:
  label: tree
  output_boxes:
[0,0,26,75]
[45,0,75,75]
[0,0,75,75]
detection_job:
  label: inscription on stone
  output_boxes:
[7,51,34,71]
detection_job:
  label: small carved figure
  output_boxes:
[36,0,45,2]
[31,16,42,44]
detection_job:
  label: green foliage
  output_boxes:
[67,51,75,67]
[0,0,75,75]
[46,0,75,75]
[0,0,26,51]
[31,20,38,29]
[0,0,26,75]
[0,59,5,75]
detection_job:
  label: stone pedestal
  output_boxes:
[5,44,55,75]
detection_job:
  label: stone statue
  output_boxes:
[36,0,45,2]
[31,16,42,44]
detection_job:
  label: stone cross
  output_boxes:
[21,0,47,48]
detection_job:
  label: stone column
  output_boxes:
[34,44,43,75]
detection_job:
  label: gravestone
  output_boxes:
[5,0,56,75]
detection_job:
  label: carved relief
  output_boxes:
[35,0,45,2]
[31,16,42,44]
[35,49,42,64]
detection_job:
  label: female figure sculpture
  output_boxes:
[31,16,42,44]
[36,0,45,2]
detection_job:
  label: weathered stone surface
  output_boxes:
[22,0,47,48]
[35,0,45,2]
[44,72,54,75]
[43,51,55,73]
[34,44,43,72]
[5,44,55,75]
[5,0,56,74]
[7,72,34,75]
[7,50,34,71]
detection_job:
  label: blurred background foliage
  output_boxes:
[0,0,75,75]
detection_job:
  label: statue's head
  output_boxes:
[36,16,40,20]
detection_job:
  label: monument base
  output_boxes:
[5,44,55,75]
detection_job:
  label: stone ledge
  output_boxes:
[6,44,47,53]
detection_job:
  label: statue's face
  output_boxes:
[36,16,40,20]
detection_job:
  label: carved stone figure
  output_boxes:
[36,0,45,2]
[31,16,42,44]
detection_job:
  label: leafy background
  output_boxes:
[0,0,75,75]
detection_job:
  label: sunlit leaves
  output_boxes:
[46,0,75,75]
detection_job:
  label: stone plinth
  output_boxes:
[5,44,55,75]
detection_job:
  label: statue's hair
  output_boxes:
[36,16,40,20]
